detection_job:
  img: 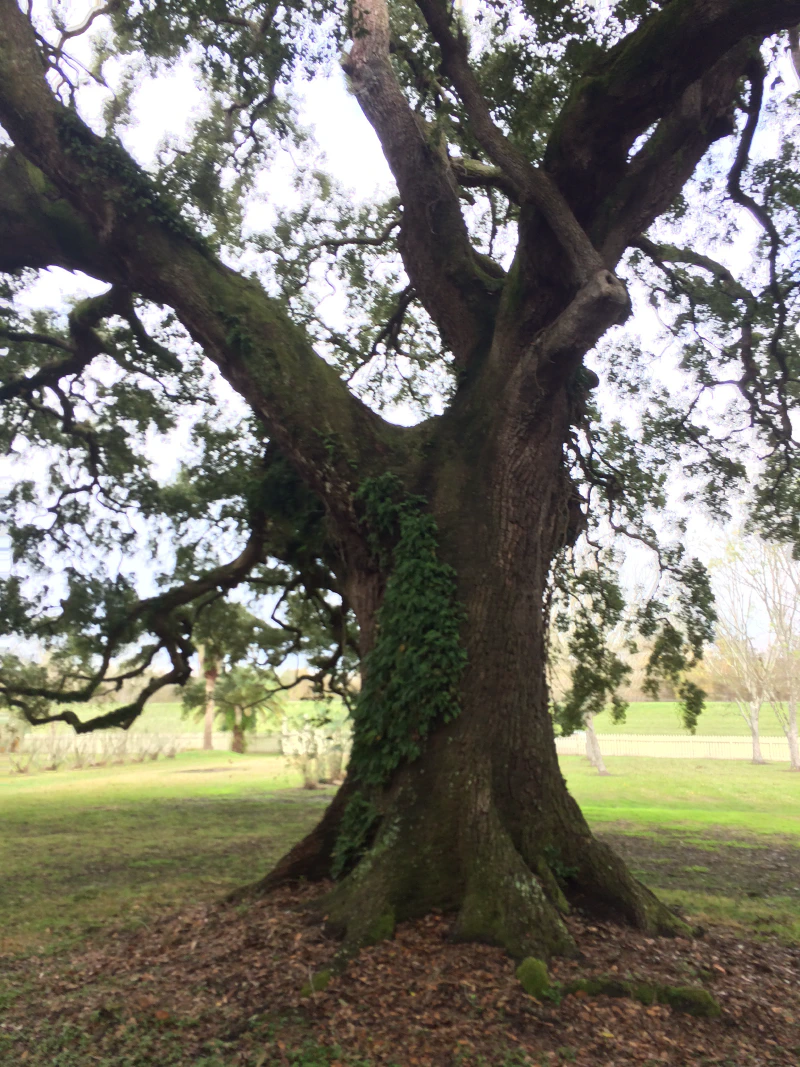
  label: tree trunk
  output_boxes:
[203,664,218,751]
[231,707,246,755]
[249,388,685,960]
[787,698,800,771]
[584,712,609,775]
[748,701,766,764]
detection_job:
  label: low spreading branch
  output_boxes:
[634,238,754,306]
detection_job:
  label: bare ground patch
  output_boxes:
[1,881,799,1066]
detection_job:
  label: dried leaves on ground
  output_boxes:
[2,882,799,1066]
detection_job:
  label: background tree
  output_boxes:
[704,633,772,762]
[711,537,800,769]
[183,664,278,753]
[196,643,219,752]
[188,599,289,750]
[743,541,800,770]
[1,1,800,960]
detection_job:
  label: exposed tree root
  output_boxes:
[235,774,689,956]
[225,778,356,902]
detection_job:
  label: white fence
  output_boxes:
[556,733,792,761]
[137,732,282,753]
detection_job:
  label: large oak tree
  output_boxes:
[2,0,799,959]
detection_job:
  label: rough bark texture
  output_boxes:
[245,380,686,961]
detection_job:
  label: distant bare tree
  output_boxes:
[708,537,800,765]
[738,542,800,771]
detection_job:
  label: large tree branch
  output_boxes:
[343,0,501,363]
[0,284,131,401]
[1,521,267,731]
[597,45,750,264]
[634,237,754,305]
[449,157,518,202]
[546,0,800,230]
[0,150,113,276]
[0,1,401,533]
[8,667,189,732]
[414,0,605,285]
[726,56,781,286]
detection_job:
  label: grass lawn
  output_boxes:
[562,755,800,942]
[588,699,788,735]
[0,751,332,954]
[562,754,800,835]
[1,753,798,1066]
[1,751,797,956]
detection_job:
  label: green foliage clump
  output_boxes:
[640,559,717,731]
[659,984,721,1018]
[331,792,379,880]
[552,566,631,737]
[348,475,467,786]
[516,957,550,998]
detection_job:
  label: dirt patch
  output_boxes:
[596,825,800,900]
[1,883,798,1066]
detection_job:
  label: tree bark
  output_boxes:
[747,701,767,764]
[251,385,685,960]
[786,699,800,771]
[231,707,246,754]
[203,665,218,751]
[197,644,218,751]
[584,713,610,776]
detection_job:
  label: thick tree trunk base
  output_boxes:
[239,766,688,961]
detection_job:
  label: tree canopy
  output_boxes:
[2,1,797,733]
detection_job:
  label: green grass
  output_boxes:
[1,751,798,1066]
[1,752,797,957]
[0,751,332,954]
[561,755,800,835]
[589,700,787,736]
[0,1015,381,1067]
[562,755,800,941]
[656,889,800,942]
